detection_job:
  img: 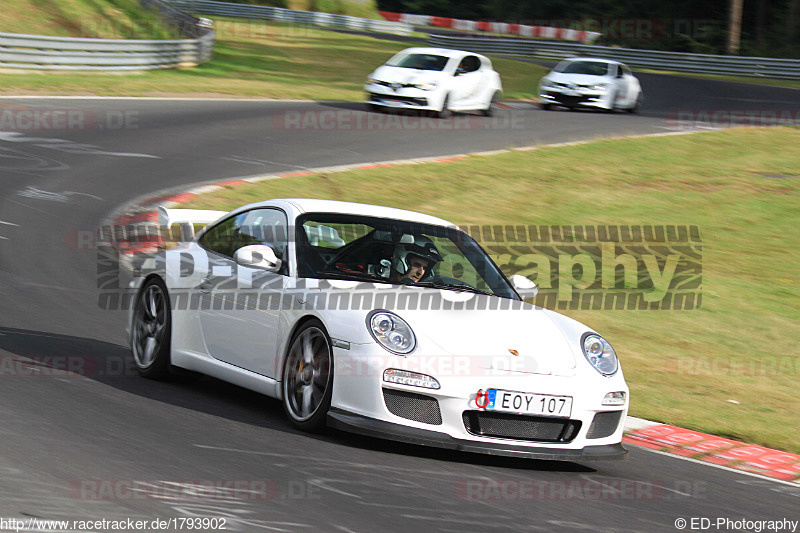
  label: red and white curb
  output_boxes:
[624,417,800,483]
[378,10,601,43]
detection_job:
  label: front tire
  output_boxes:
[437,94,451,119]
[282,320,333,432]
[131,278,172,379]
[606,90,617,113]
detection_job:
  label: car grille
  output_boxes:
[548,93,593,106]
[374,80,416,89]
[462,411,581,443]
[382,388,442,425]
[586,411,623,439]
[369,93,428,106]
[553,81,591,89]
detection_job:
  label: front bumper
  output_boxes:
[540,90,609,109]
[328,408,628,461]
[365,84,436,110]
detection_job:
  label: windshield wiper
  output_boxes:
[414,281,494,296]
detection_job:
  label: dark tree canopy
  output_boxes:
[376,0,800,57]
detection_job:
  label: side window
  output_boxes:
[456,55,481,75]
[238,208,289,260]
[199,208,289,270]
[464,56,480,73]
[198,215,238,258]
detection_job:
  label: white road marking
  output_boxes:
[0,131,159,159]
[18,187,103,202]
[222,156,309,170]
[0,220,18,226]
[630,444,800,487]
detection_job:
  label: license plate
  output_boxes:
[486,389,572,418]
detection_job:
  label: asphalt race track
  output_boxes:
[1,71,799,531]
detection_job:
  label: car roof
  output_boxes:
[239,198,457,228]
[562,57,624,66]
[396,47,484,60]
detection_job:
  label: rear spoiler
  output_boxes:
[157,206,227,241]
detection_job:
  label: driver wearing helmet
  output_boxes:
[391,237,443,284]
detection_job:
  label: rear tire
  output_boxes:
[628,94,643,114]
[482,92,500,117]
[541,103,552,111]
[282,320,334,432]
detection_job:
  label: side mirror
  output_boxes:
[234,244,282,273]
[509,274,538,298]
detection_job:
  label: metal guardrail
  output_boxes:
[0,31,214,70]
[428,33,800,80]
[165,0,413,36]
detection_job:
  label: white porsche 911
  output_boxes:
[128,199,628,461]
[538,57,643,113]
[364,47,503,117]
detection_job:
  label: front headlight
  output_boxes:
[591,83,609,91]
[540,78,555,88]
[366,76,380,85]
[367,310,416,355]
[413,82,437,91]
[581,333,618,376]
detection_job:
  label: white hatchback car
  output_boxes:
[128,199,629,461]
[365,47,503,117]
[539,57,643,112]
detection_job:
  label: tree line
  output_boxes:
[377,0,798,57]
[213,0,798,57]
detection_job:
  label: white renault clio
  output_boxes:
[365,47,503,117]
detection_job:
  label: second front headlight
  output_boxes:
[367,310,416,355]
[580,333,619,376]
[413,81,437,91]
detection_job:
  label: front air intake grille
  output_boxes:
[369,93,428,106]
[462,411,581,443]
[586,411,623,439]
[382,388,442,425]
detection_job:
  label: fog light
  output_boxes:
[383,369,440,389]
[602,391,627,406]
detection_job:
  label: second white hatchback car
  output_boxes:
[539,57,643,113]
[365,47,503,117]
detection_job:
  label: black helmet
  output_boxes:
[392,236,442,281]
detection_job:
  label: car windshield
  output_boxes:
[387,53,450,72]
[555,60,610,76]
[296,214,519,300]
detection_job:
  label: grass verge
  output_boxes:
[180,127,800,453]
[0,19,545,100]
[0,0,181,38]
